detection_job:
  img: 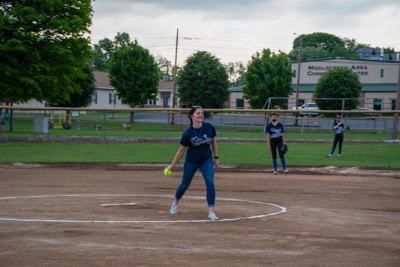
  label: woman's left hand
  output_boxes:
[214,159,219,168]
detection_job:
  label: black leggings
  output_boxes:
[332,134,343,149]
[270,137,284,159]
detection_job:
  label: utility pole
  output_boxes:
[171,28,179,125]
[392,57,400,140]
[295,37,302,126]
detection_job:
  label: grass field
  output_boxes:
[2,117,398,140]
[1,114,399,168]
[1,142,399,169]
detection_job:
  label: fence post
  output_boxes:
[167,111,170,137]
[103,111,106,141]
[47,112,51,141]
[217,112,222,138]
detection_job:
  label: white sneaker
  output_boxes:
[208,212,219,221]
[273,170,278,175]
[328,154,332,157]
[337,154,341,157]
[170,203,179,214]
[284,169,288,174]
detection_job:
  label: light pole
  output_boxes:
[171,28,179,125]
[295,35,302,126]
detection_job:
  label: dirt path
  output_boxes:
[0,164,399,266]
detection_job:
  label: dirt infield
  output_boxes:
[1,164,399,266]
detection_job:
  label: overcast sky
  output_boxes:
[90,0,400,65]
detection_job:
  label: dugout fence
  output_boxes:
[0,106,399,141]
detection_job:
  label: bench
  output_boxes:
[75,120,102,131]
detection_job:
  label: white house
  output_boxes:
[4,71,177,110]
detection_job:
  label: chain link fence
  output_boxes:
[1,106,399,141]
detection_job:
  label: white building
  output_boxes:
[228,58,399,110]
[290,58,398,110]
[89,71,177,109]
[5,71,177,110]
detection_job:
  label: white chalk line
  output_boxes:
[0,194,287,223]
[100,202,137,207]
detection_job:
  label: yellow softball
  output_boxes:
[164,168,172,176]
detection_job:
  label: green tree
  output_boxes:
[226,61,246,87]
[177,51,229,109]
[291,32,354,60]
[92,38,114,71]
[0,0,93,104]
[288,46,331,61]
[293,32,345,53]
[155,56,173,77]
[108,41,160,123]
[92,32,132,71]
[243,49,292,109]
[383,47,396,54]
[314,67,362,111]
[114,32,131,47]
[342,38,370,55]
[53,63,96,108]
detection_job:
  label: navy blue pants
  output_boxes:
[175,158,215,207]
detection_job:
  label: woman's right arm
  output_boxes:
[267,133,271,150]
[167,145,186,171]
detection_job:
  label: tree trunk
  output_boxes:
[129,111,135,124]
[9,102,13,132]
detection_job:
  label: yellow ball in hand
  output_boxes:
[164,168,172,176]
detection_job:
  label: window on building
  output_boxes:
[91,93,97,104]
[392,100,397,110]
[292,70,296,78]
[236,99,244,109]
[147,99,155,105]
[109,93,116,105]
[380,69,384,78]
[163,96,169,108]
[373,99,382,110]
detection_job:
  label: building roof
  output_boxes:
[158,80,174,90]
[93,71,175,91]
[93,71,113,89]
[229,85,245,92]
[291,57,399,64]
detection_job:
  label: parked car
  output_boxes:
[346,108,377,119]
[292,102,319,117]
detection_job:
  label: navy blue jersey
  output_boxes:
[180,122,216,163]
[333,121,345,135]
[265,122,285,139]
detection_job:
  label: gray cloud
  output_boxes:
[93,0,400,18]
[92,0,277,20]
[90,0,400,64]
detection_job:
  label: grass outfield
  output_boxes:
[1,142,399,169]
[3,117,399,140]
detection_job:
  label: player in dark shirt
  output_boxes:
[166,106,219,221]
[328,116,346,157]
[265,112,288,175]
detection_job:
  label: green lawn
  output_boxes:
[2,117,398,140]
[1,142,399,169]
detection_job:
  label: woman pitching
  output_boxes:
[165,106,219,221]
